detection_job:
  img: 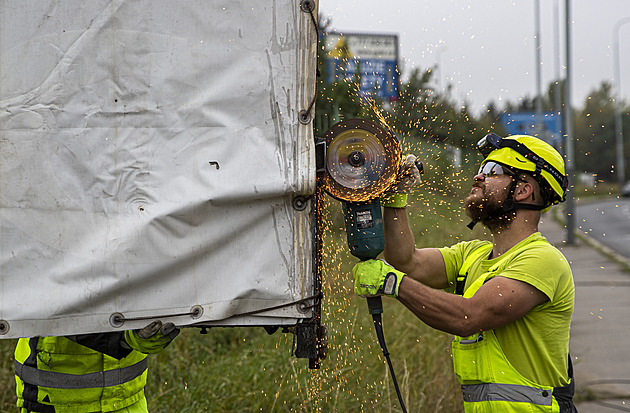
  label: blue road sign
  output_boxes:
[324,32,399,102]
[500,111,564,148]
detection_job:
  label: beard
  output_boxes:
[464,184,516,231]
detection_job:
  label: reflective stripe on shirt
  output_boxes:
[462,382,553,406]
[14,357,148,389]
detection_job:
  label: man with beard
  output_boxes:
[353,134,577,412]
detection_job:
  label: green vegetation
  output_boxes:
[0,339,16,410]
[570,81,630,183]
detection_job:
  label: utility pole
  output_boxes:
[613,17,630,189]
[554,0,563,151]
[535,0,544,138]
[564,0,575,244]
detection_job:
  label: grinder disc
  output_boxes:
[321,119,401,202]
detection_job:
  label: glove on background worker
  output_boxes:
[124,320,180,354]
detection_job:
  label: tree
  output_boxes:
[574,81,630,182]
[384,68,499,150]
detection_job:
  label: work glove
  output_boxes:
[382,154,422,208]
[353,259,405,298]
[123,320,180,354]
[389,154,422,194]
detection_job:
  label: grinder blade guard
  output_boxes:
[321,118,401,204]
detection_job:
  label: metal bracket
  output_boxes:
[294,322,328,369]
[315,137,326,173]
[294,322,318,359]
[298,109,312,125]
[292,196,309,211]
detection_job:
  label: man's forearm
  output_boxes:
[382,204,450,289]
[397,276,477,337]
[383,206,417,271]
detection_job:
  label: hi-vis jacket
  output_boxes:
[15,334,148,412]
[451,242,575,413]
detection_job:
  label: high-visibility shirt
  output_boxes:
[15,334,148,412]
[439,232,576,412]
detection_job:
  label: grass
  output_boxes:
[0,339,16,410]
[0,142,483,411]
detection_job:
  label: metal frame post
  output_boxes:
[613,17,630,189]
[564,0,576,244]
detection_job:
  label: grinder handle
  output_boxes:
[367,296,383,315]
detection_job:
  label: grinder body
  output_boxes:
[343,199,384,261]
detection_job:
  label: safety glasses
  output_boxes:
[477,161,514,178]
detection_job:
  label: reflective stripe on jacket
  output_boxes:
[15,336,148,413]
[452,241,573,412]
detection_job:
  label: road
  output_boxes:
[576,197,630,259]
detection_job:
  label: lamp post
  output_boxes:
[435,44,447,92]
[564,0,575,245]
[535,0,544,137]
[554,0,563,150]
[613,17,630,189]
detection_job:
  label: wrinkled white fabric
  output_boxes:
[0,0,316,338]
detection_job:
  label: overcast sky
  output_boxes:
[320,0,630,113]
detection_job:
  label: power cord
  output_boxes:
[367,297,408,413]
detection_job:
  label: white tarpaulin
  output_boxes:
[0,0,317,338]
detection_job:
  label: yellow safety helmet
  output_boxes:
[476,133,568,212]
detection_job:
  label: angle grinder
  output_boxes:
[320,118,401,261]
[320,118,417,413]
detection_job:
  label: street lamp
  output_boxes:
[434,44,447,92]
[564,0,575,244]
[613,17,630,189]
[534,0,544,137]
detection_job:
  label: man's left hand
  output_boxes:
[387,154,422,194]
[353,260,405,298]
[123,320,180,354]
